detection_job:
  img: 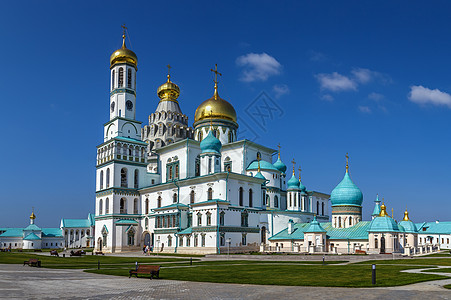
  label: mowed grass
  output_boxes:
[355,257,451,266]
[0,252,191,269]
[86,264,446,288]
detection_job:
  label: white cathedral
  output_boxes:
[94,33,330,254]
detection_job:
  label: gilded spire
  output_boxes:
[257,156,261,173]
[277,143,281,159]
[391,208,394,219]
[167,64,171,82]
[345,152,349,172]
[121,24,127,48]
[30,207,36,220]
[210,64,222,100]
[403,208,410,221]
[291,158,296,176]
[298,166,302,181]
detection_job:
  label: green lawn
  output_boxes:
[355,257,451,266]
[86,263,446,287]
[444,284,451,289]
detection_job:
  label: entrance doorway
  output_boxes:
[144,233,151,246]
[261,226,266,244]
[380,236,386,254]
[98,238,102,251]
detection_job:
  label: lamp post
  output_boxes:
[226,238,232,260]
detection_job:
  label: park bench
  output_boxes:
[355,250,366,254]
[50,250,59,257]
[23,258,41,267]
[95,251,104,255]
[129,265,160,279]
[70,250,86,257]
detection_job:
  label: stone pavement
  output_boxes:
[0,264,450,299]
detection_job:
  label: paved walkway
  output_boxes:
[0,264,450,299]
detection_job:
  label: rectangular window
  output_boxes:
[242,234,246,245]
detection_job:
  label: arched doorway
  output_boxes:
[261,226,266,244]
[144,233,151,247]
[380,236,386,254]
[97,238,102,251]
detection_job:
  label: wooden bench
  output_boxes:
[129,265,160,279]
[50,250,59,257]
[355,249,367,255]
[23,258,41,267]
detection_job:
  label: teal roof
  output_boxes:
[61,218,92,228]
[416,222,451,234]
[287,173,300,189]
[270,221,371,240]
[115,219,138,225]
[114,136,147,145]
[273,157,287,173]
[88,213,95,226]
[0,228,24,237]
[368,216,400,232]
[24,224,41,231]
[178,227,192,235]
[191,199,229,206]
[23,233,41,241]
[398,220,417,233]
[247,160,279,172]
[372,195,381,216]
[42,228,63,237]
[200,131,222,154]
[154,203,190,210]
[330,171,363,207]
[304,216,326,233]
[299,180,306,192]
[254,171,266,181]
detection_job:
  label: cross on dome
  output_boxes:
[210,64,222,100]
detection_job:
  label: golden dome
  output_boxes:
[403,209,410,221]
[194,90,237,124]
[379,203,388,217]
[30,212,36,220]
[157,74,180,102]
[110,35,138,69]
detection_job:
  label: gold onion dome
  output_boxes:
[194,88,237,124]
[110,35,138,69]
[30,212,36,220]
[157,70,180,102]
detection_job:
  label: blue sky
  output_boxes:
[1,1,450,227]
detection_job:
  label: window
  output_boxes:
[338,217,342,228]
[105,198,109,214]
[99,199,103,215]
[316,201,319,214]
[274,195,279,208]
[120,198,127,214]
[228,131,232,143]
[241,212,248,227]
[195,155,200,176]
[198,131,203,141]
[242,234,247,245]
[157,196,162,208]
[289,193,292,207]
[321,202,324,215]
[206,212,211,226]
[208,188,213,200]
[156,217,161,228]
[118,67,124,87]
[169,166,173,180]
[239,187,244,206]
[133,198,138,214]
[145,199,149,214]
[208,157,212,173]
[168,235,172,247]
[197,213,202,226]
[127,69,132,88]
[175,164,179,179]
[224,161,232,172]
[375,238,378,249]
[201,234,206,247]
[190,190,195,204]
[266,194,270,206]
[145,218,148,228]
[179,236,183,247]
[194,235,198,247]
[100,171,104,190]
[186,236,191,247]
[219,212,225,226]
[106,168,110,188]
[127,228,135,246]
[220,233,225,246]
[134,170,139,188]
[112,70,115,89]
[249,189,253,207]
[121,168,128,187]
[349,217,352,226]
[173,193,177,203]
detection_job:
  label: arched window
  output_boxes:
[208,188,213,200]
[266,194,270,206]
[100,170,104,190]
[190,190,195,204]
[228,131,232,143]
[274,195,279,208]
[321,202,324,216]
[338,217,342,228]
[99,199,103,215]
[134,169,139,189]
[195,156,200,176]
[241,212,248,227]
[197,213,202,226]
[375,238,378,249]
[349,217,352,226]
[173,193,177,203]
[145,199,149,214]
[175,164,179,179]
[198,131,203,141]
[219,212,225,226]
[120,198,127,214]
[133,198,138,214]
[105,198,109,214]
[206,212,211,226]
[289,193,292,207]
[159,124,164,135]
[112,70,115,89]
[169,166,173,180]
[316,201,319,214]
[157,196,162,208]
[106,168,110,188]
[118,67,124,87]
[127,69,132,88]
[120,168,128,187]
[249,189,253,207]
[127,228,135,246]
[239,187,244,206]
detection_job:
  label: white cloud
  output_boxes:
[236,53,282,82]
[315,72,357,92]
[272,84,290,98]
[321,94,334,101]
[358,106,372,113]
[408,85,451,108]
[352,68,373,84]
[368,92,384,101]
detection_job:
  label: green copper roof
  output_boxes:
[247,160,279,172]
[368,216,400,232]
[398,220,417,233]
[416,221,451,234]
[254,171,266,180]
[299,181,306,192]
[42,228,63,237]
[24,224,41,231]
[61,218,92,228]
[330,171,363,207]
[304,216,326,233]
[273,157,287,173]
[372,195,381,216]
[115,219,138,225]
[200,131,222,154]
[269,221,371,240]
[23,233,41,241]
[287,173,300,189]
[154,203,190,210]
[178,227,192,235]
[0,228,24,237]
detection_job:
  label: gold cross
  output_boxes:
[167,64,171,81]
[291,158,296,175]
[345,152,349,171]
[298,166,302,181]
[210,64,222,84]
[277,143,281,158]
[121,24,127,36]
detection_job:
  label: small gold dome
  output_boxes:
[194,92,237,124]
[379,203,388,217]
[30,212,36,220]
[157,75,180,102]
[403,209,410,221]
[110,36,138,69]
